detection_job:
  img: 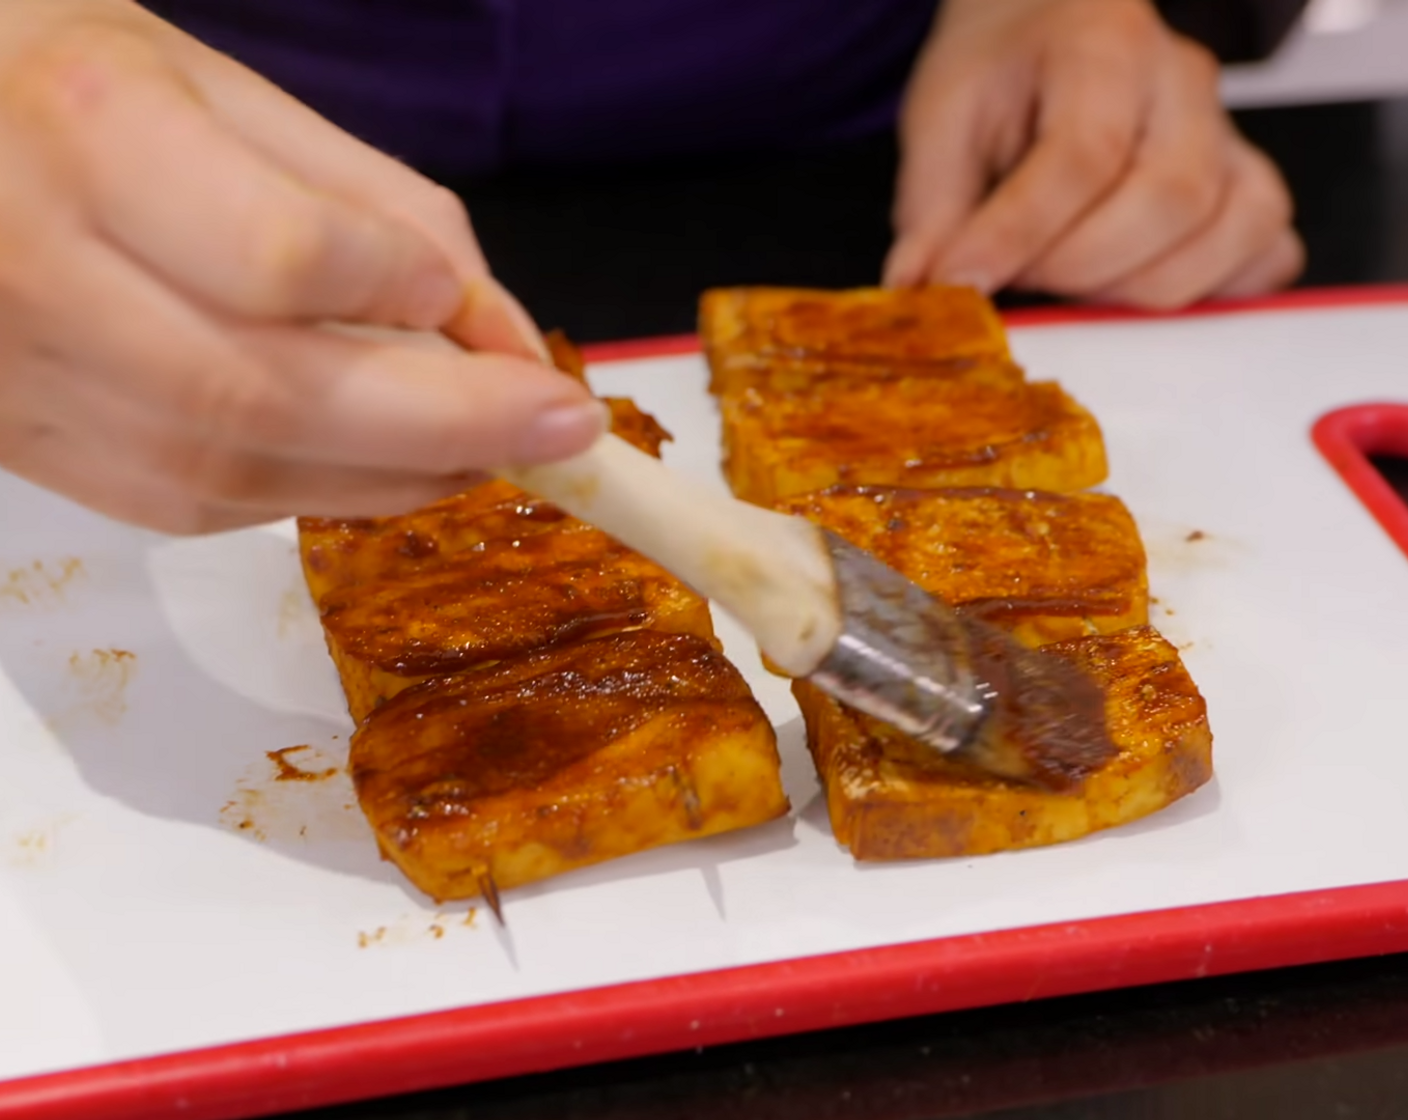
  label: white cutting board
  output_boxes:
[1,299,1405,1085]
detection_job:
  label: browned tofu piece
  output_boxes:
[700,285,1011,395]
[722,378,1108,506]
[318,528,716,723]
[544,331,671,451]
[719,355,1025,399]
[297,399,670,607]
[545,329,672,453]
[351,630,790,901]
[298,480,579,609]
[601,397,672,460]
[795,626,1213,860]
[776,486,1148,646]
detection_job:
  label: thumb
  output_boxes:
[884,74,991,289]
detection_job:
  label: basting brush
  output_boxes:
[500,432,1115,791]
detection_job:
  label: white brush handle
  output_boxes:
[498,434,841,676]
[319,323,841,672]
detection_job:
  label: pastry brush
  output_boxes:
[499,432,1115,791]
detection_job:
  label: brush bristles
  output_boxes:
[951,617,1117,791]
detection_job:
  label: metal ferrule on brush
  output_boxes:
[810,532,990,753]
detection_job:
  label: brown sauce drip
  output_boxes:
[266,745,339,782]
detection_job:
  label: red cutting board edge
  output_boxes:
[5,284,1408,1120]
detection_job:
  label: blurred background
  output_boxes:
[1222,0,1408,107]
[1225,0,1408,285]
[455,0,1408,342]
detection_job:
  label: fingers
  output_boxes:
[2,232,604,531]
[170,34,490,276]
[0,416,272,535]
[172,34,550,360]
[0,11,579,535]
[883,70,993,288]
[0,412,476,534]
[11,25,463,329]
[0,295,511,532]
[62,363,491,517]
[94,409,490,523]
[1089,143,1299,310]
[1015,40,1229,296]
[20,231,601,493]
[439,276,550,362]
[227,323,605,471]
[917,24,1149,293]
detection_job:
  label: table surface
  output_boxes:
[281,98,1408,1120]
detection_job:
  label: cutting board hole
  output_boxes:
[1312,405,1408,560]
[1372,455,1408,503]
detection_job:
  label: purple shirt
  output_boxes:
[142,1,938,176]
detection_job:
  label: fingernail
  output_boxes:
[404,269,465,329]
[513,400,609,464]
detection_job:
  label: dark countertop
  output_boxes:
[296,98,1408,1120]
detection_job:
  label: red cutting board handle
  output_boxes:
[1313,404,1408,560]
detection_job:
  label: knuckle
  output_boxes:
[119,431,208,498]
[1109,0,1163,43]
[1064,0,1161,54]
[1058,123,1131,190]
[1175,39,1221,89]
[146,428,270,507]
[107,448,221,534]
[219,383,297,446]
[1150,166,1222,228]
[2,23,148,124]
[169,364,297,449]
[414,184,472,243]
[187,452,267,505]
[242,206,335,313]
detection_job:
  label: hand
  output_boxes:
[884,0,1304,309]
[0,0,602,534]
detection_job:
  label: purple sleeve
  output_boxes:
[140,0,938,176]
